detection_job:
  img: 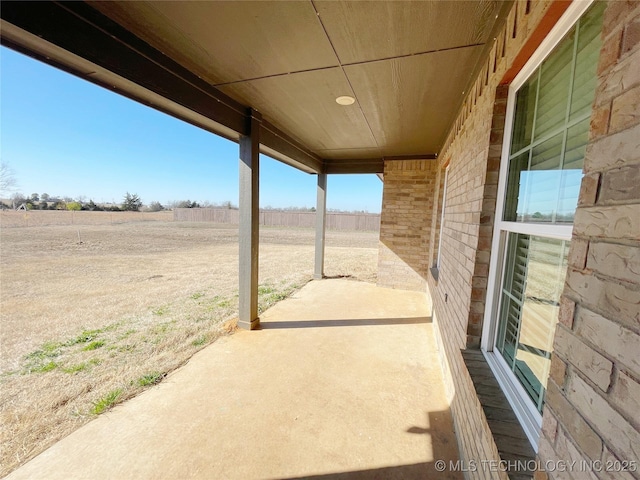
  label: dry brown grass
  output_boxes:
[0,218,378,476]
[0,209,174,228]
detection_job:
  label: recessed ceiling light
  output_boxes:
[336,95,355,106]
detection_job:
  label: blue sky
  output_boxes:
[0,47,382,212]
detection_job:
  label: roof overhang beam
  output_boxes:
[0,1,325,174]
[324,154,437,174]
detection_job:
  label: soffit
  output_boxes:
[344,46,483,156]
[89,1,340,85]
[75,1,508,166]
[314,0,499,64]
[218,68,380,154]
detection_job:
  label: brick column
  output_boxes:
[377,159,438,291]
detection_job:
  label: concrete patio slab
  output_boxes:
[6,279,461,480]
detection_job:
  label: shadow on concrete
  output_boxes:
[280,409,462,479]
[322,274,358,280]
[278,462,431,479]
[260,317,432,329]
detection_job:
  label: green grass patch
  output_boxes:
[258,285,276,295]
[200,295,233,311]
[190,292,204,300]
[191,335,207,346]
[258,283,297,313]
[152,321,175,335]
[152,305,169,316]
[136,372,166,387]
[28,360,58,373]
[118,329,137,340]
[62,358,101,374]
[26,341,63,361]
[62,363,88,374]
[203,296,233,311]
[24,343,64,373]
[92,389,123,415]
[24,328,107,372]
[65,328,104,346]
[82,340,105,351]
[216,299,232,308]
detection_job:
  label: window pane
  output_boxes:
[531,132,563,171]
[534,30,574,140]
[496,233,569,412]
[502,2,603,226]
[504,152,530,222]
[497,233,528,362]
[505,134,565,222]
[556,170,583,223]
[504,122,591,224]
[497,293,520,365]
[570,2,606,120]
[563,118,590,169]
[511,74,538,154]
[557,118,590,222]
[528,134,563,222]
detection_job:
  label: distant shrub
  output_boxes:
[147,201,164,212]
[173,200,200,208]
[85,199,102,211]
[122,192,142,212]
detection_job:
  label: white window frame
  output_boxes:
[480,0,595,451]
[436,165,450,270]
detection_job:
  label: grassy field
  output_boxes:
[0,217,379,475]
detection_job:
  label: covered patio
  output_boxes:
[6,279,460,480]
[3,1,638,478]
[0,0,511,330]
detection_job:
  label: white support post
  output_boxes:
[314,173,327,280]
[238,110,261,329]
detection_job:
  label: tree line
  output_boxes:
[1,163,367,213]
[0,191,243,213]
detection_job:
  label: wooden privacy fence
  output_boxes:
[0,210,173,227]
[173,208,380,232]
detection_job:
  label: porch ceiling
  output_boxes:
[0,1,511,174]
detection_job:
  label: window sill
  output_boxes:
[462,348,536,479]
[429,267,439,284]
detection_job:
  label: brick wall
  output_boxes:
[431,1,617,479]
[429,74,508,480]
[538,2,640,479]
[422,3,559,476]
[377,2,639,479]
[377,159,438,291]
